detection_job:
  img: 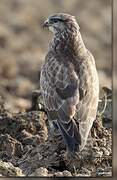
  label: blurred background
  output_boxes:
[0,0,111,112]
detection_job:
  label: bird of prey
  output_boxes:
[40,13,99,155]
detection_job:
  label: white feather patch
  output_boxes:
[49,26,56,33]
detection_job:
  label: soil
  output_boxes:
[0,91,112,177]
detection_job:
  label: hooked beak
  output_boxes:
[43,19,49,28]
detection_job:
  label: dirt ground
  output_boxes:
[0,90,112,177]
[0,0,112,177]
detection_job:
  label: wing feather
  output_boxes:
[40,55,82,152]
[40,51,99,152]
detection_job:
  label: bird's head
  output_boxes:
[43,13,80,34]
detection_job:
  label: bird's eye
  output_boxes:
[53,19,58,23]
[51,18,64,23]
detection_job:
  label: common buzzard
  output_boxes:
[40,13,99,155]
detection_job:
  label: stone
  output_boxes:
[54,172,63,177]
[62,170,72,176]
[0,161,24,176]
[30,167,48,176]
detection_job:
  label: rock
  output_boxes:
[101,147,110,156]
[96,167,112,177]
[0,109,48,145]
[15,111,48,143]
[54,172,63,177]
[0,161,24,176]
[30,167,48,176]
[62,170,72,176]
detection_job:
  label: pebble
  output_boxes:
[0,161,24,176]
[62,170,72,176]
[101,147,110,156]
[54,172,63,177]
[30,167,48,176]
[96,167,112,176]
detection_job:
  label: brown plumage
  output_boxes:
[40,13,99,155]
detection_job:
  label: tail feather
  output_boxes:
[57,108,81,153]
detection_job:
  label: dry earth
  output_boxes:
[0,90,112,177]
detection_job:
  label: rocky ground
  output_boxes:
[0,89,112,177]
